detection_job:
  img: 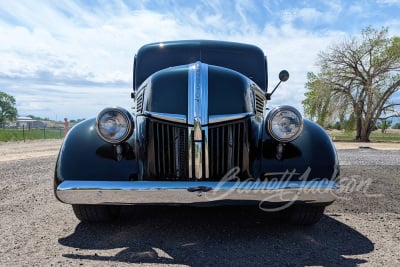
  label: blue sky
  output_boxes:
[0,0,399,120]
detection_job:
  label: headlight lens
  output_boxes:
[96,107,134,144]
[266,105,303,142]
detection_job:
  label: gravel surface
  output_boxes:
[0,139,61,162]
[338,149,400,166]
[0,140,399,266]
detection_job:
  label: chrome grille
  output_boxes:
[150,119,248,181]
[255,94,264,115]
[136,92,144,113]
[208,120,247,179]
[152,121,188,179]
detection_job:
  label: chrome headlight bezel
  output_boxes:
[96,107,134,144]
[266,105,303,143]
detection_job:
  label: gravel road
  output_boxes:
[0,140,399,266]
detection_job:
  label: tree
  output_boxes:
[393,122,400,129]
[0,91,18,124]
[302,72,334,128]
[377,119,392,133]
[302,27,400,141]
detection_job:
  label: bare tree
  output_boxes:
[303,27,400,141]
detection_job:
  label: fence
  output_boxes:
[0,125,65,142]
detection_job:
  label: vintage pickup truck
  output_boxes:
[54,40,339,225]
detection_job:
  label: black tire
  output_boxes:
[285,205,325,226]
[72,204,120,222]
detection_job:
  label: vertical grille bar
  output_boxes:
[174,128,180,177]
[208,120,247,180]
[152,121,188,180]
[227,124,233,171]
[220,126,222,174]
[156,123,162,174]
[165,123,171,175]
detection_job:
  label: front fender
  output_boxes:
[54,118,139,189]
[261,119,339,181]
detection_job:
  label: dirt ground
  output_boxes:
[0,139,399,266]
[0,139,62,162]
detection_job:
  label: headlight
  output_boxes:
[266,105,303,142]
[96,107,134,144]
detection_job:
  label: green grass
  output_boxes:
[2,127,400,143]
[328,130,400,142]
[0,128,64,142]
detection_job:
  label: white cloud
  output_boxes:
[0,0,398,119]
[281,7,337,25]
[376,0,400,5]
[348,4,364,14]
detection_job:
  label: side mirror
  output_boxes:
[279,70,289,82]
[266,70,290,100]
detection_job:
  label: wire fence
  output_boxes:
[0,125,65,142]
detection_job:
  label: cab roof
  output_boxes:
[134,40,267,90]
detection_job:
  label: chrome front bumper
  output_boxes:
[56,180,339,206]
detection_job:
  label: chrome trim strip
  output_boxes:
[209,112,254,124]
[203,126,209,178]
[188,127,193,178]
[200,63,208,178]
[188,62,209,179]
[194,142,202,179]
[200,63,208,125]
[56,180,339,205]
[193,119,202,141]
[188,62,209,125]
[188,64,196,178]
[144,111,187,124]
[188,63,196,125]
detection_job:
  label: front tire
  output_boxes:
[72,204,120,222]
[285,205,325,225]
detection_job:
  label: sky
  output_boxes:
[0,0,400,121]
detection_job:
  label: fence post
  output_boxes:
[22,125,25,142]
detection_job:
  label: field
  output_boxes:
[0,127,64,142]
[2,127,400,143]
[327,129,400,142]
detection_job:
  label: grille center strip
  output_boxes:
[188,62,209,179]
